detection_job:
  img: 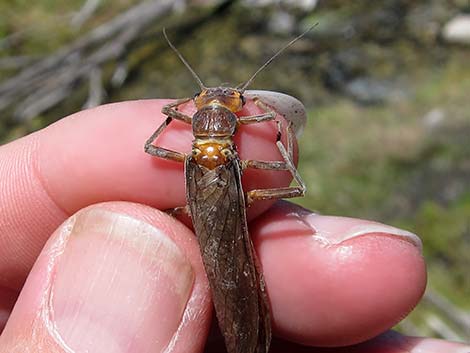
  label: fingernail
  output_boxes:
[49,209,194,353]
[294,211,422,251]
[410,338,470,353]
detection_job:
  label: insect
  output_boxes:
[145,27,313,353]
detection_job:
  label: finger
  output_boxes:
[267,332,470,352]
[250,201,427,347]
[0,98,290,291]
[0,202,211,353]
[203,330,470,353]
[40,98,290,214]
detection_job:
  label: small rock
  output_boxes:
[442,14,470,45]
[343,77,395,105]
[282,0,318,11]
[406,4,445,44]
[268,11,295,34]
[422,108,445,130]
[242,0,318,11]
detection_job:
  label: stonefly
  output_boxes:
[145,25,315,353]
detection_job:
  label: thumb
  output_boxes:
[0,204,211,353]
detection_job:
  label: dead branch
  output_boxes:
[71,0,102,29]
[0,56,38,70]
[83,67,104,109]
[426,313,465,341]
[0,0,176,120]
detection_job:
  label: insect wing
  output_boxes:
[185,157,271,353]
[245,90,307,137]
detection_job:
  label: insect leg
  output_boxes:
[243,115,292,171]
[165,205,191,217]
[144,98,192,162]
[239,99,291,159]
[245,90,307,137]
[162,97,193,123]
[238,98,276,124]
[243,122,306,205]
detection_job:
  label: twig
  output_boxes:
[71,0,102,29]
[111,61,128,88]
[0,56,38,70]
[0,0,175,121]
[83,67,104,109]
[397,319,424,337]
[14,85,73,120]
[426,313,465,341]
[13,24,148,121]
[0,0,236,124]
[424,289,470,335]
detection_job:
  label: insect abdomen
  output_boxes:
[185,157,271,353]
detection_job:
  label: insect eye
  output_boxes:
[240,95,246,105]
[194,92,200,98]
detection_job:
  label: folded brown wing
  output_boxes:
[186,156,271,353]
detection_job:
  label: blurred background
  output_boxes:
[0,0,469,343]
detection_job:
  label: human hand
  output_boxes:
[0,100,467,352]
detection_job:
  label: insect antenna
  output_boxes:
[238,23,319,93]
[163,28,206,90]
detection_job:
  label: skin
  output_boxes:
[0,99,468,353]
